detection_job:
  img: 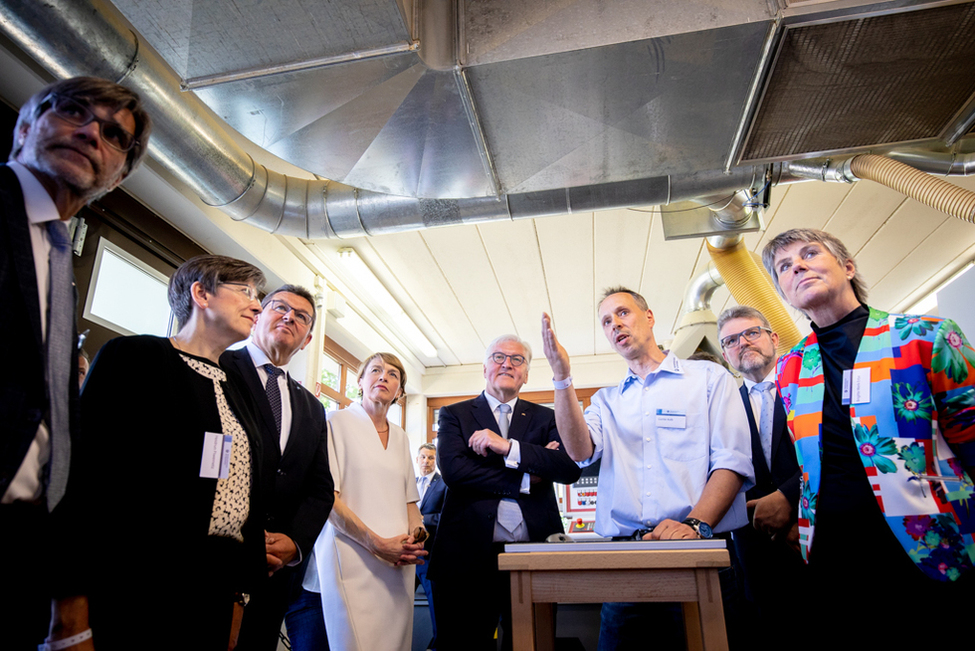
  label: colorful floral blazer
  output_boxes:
[776,307,975,581]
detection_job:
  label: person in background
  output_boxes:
[0,75,151,650]
[763,228,975,649]
[431,335,581,651]
[297,352,426,651]
[414,442,446,650]
[717,305,804,650]
[222,284,334,651]
[542,287,753,649]
[56,254,268,650]
[77,349,90,389]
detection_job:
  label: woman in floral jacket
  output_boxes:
[762,228,974,649]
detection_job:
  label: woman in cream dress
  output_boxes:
[312,352,427,651]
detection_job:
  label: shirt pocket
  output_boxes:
[657,411,708,462]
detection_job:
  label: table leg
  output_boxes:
[694,568,728,651]
[682,601,704,651]
[509,570,536,651]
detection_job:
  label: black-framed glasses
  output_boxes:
[267,300,313,326]
[720,326,772,350]
[219,282,260,301]
[489,352,526,367]
[44,94,139,153]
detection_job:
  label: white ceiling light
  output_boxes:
[337,248,438,358]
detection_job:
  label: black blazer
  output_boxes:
[0,165,80,500]
[430,393,581,579]
[739,384,800,508]
[418,471,447,549]
[220,346,334,558]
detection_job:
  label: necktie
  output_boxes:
[496,403,522,534]
[417,475,428,501]
[45,220,72,511]
[263,364,285,440]
[498,403,511,438]
[753,381,775,469]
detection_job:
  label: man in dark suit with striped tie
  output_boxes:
[0,76,151,650]
[718,306,805,650]
[221,284,334,651]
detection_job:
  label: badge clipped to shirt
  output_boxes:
[656,409,687,429]
[841,367,871,405]
[200,431,233,479]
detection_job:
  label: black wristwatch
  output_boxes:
[682,517,713,539]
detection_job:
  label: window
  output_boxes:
[82,237,175,337]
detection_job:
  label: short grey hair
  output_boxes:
[762,228,868,305]
[598,286,649,312]
[717,305,772,336]
[484,334,533,368]
[418,442,436,453]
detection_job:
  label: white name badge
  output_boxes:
[841,368,871,405]
[656,409,686,429]
[200,431,233,479]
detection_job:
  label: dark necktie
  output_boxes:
[263,364,285,439]
[45,220,72,511]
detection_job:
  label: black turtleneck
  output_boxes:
[810,304,879,519]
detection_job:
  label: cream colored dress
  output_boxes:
[314,402,420,651]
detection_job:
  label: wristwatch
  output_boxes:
[681,517,713,539]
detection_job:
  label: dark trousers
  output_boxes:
[416,555,438,647]
[0,502,51,651]
[433,542,513,651]
[237,564,302,651]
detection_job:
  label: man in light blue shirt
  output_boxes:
[542,286,753,648]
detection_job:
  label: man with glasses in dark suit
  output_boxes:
[1,76,151,650]
[222,285,334,651]
[431,335,580,651]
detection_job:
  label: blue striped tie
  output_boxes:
[45,220,73,511]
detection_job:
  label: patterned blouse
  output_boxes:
[179,353,252,542]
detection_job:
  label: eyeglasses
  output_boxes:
[44,94,139,153]
[489,352,527,367]
[267,300,313,326]
[720,326,772,350]
[219,282,260,301]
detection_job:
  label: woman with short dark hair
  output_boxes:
[57,254,267,650]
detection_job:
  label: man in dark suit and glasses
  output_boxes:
[718,305,805,650]
[431,334,581,651]
[415,442,446,648]
[0,76,151,650]
[221,284,335,651]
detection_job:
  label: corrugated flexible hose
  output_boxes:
[706,240,802,356]
[851,154,975,224]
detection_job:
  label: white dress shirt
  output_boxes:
[580,353,755,536]
[245,339,294,453]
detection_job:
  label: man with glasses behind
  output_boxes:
[717,306,804,651]
[1,76,151,649]
[431,335,581,651]
[221,285,334,651]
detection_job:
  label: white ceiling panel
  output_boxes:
[536,213,597,357]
